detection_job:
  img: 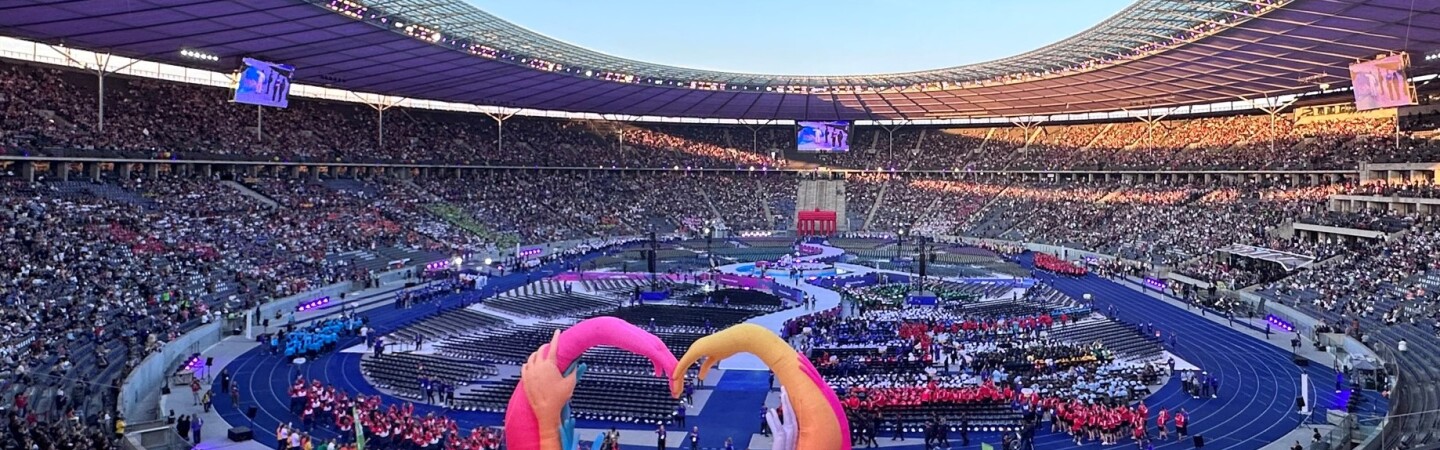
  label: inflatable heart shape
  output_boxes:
[504,318,851,450]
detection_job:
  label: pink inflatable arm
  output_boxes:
[505,317,679,450]
[797,353,851,450]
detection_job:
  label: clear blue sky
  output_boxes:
[466,0,1133,75]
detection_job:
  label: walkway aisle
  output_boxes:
[717,243,851,371]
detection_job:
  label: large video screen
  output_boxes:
[234,58,295,108]
[796,121,851,152]
[1349,54,1415,111]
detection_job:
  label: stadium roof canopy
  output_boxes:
[2,0,1438,120]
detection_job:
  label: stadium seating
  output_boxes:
[385,308,510,343]
[6,59,1439,172]
[485,289,616,319]
[360,353,498,401]
[1046,319,1166,361]
[455,372,681,423]
[6,53,1440,450]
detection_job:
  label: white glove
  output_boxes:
[764,387,799,450]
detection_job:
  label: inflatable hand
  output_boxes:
[764,388,799,450]
[522,330,579,450]
[507,317,679,450]
[673,323,850,450]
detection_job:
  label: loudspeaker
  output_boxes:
[227,427,253,441]
[205,357,214,367]
[1293,356,1309,367]
[246,406,258,419]
[918,254,928,279]
[647,231,659,274]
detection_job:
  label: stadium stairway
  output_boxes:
[323,178,378,196]
[221,179,279,208]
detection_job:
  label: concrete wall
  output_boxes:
[118,266,413,424]
[117,322,225,423]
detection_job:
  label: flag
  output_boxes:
[353,406,366,450]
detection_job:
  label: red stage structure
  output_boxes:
[797,210,837,236]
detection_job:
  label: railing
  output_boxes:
[0,152,1364,176]
[1316,414,1358,450]
[117,265,425,449]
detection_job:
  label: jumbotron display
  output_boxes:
[796,120,851,152]
[234,57,295,108]
[1348,53,1415,111]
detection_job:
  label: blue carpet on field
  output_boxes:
[212,249,1385,450]
[693,371,771,449]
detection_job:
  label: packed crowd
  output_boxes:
[1260,219,1440,332]
[5,51,1440,450]
[956,179,1351,275]
[847,174,1003,235]
[1034,253,1087,276]
[416,171,797,242]
[284,377,504,450]
[782,279,1190,442]
[6,60,1439,172]
[0,174,465,448]
[1341,179,1440,198]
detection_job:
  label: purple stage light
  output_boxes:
[1266,314,1295,332]
[425,260,451,272]
[295,296,331,312]
[181,353,204,374]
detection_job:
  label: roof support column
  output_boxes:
[485,109,518,156]
[48,46,141,134]
[349,93,406,152]
[1250,94,1297,156]
[879,123,904,165]
[1134,112,1169,150]
[603,114,640,165]
[741,119,775,163]
[1008,118,1046,150]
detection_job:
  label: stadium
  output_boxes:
[1,0,1439,449]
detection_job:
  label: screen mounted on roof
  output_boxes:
[234,58,295,108]
[1348,53,1415,111]
[796,121,850,152]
